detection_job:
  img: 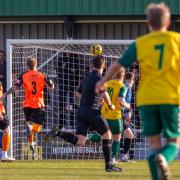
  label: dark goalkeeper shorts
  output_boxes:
[0,113,9,130]
[139,104,180,138]
[76,106,109,136]
[23,107,46,125]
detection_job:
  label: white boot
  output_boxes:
[112,157,121,165]
[121,154,128,162]
[1,151,15,162]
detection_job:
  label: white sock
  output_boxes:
[2,151,8,158]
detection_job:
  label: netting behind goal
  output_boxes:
[6,40,157,160]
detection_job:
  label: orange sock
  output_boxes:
[32,124,42,133]
[27,131,35,144]
[2,133,10,151]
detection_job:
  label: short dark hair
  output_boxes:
[91,55,105,69]
[27,57,37,70]
[125,72,134,81]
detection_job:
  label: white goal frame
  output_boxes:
[6,39,133,158]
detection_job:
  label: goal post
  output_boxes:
[6,39,151,161]
[6,40,13,157]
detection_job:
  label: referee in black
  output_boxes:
[45,55,122,172]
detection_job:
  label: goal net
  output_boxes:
[7,40,149,160]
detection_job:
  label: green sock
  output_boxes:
[148,149,159,180]
[88,133,101,142]
[112,141,120,158]
[161,142,178,163]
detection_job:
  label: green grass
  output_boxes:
[0,160,180,180]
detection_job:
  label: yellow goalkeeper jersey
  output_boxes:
[101,79,127,120]
[119,31,180,106]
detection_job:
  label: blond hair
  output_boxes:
[26,57,37,70]
[115,66,125,79]
[146,2,170,30]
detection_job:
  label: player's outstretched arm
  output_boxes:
[48,82,54,91]
[44,74,54,90]
[0,85,19,102]
[0,78,21,102]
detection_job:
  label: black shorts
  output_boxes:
[23,107,45,125]
[76,107,109,136]
[0,113,9,130]
[123,119,131,131]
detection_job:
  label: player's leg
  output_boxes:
[88,131,121,162]
[23,108,35,147]
[26,121,39,160]
[88,132,101,142]
[27,121,35,143]
[29,108,44,137]
[31,108,46,158]
[54,130,85,146]
[155,105,180,179]
[0,114,15,161]
[107,119,123,164]
[121,122,134,161]
[139,105,162,180]
[147,135,162,180]
[27,122,42,150]
[91,112,122,172]
[160,105,180,163]
[31,123,42,133]
[44,124,80,145]
[88,119,123,142]
[111,134,121,164]
[44,108,87,146]
[160,138,180,164]
[24,107,44,159]
[50,115,87,146]
[56,107,96,146]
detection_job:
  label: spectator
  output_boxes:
[57,52,81,129]
[0,50,6,91]
[131,63,140,130]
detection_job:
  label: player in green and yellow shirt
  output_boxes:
[89,67,130,164]
[101,67,130,164]
[96,3,180,180]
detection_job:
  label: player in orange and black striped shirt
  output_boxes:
[1,57,54,158]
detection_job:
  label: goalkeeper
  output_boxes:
[0,81,15,161]
[1,57,54,158]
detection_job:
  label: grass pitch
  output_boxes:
[0,160,180,180]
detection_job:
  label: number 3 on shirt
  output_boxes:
[154,44,165,70]
[32,81,37,94]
